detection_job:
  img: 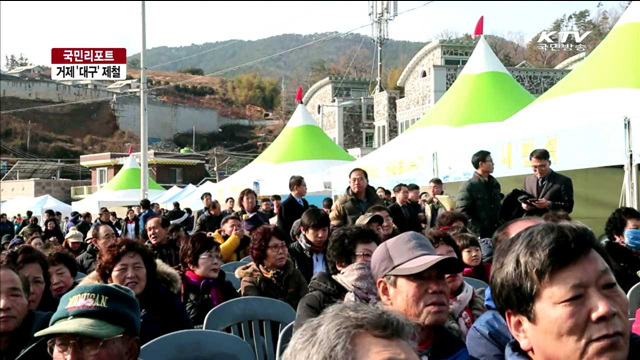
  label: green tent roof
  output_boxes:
[410,36,534,129]
[102,155,164,191]
[254,104,354,164]
[535,3,640,103]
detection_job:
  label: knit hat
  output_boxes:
[35,284,141,338]
[65,227,84,243]
[1,234,12,246]
[8,236,25,249]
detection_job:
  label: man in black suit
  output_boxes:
[276,175,309,244]
[388,183,419,234]
[521,148,574,216]
[192,192,212,233]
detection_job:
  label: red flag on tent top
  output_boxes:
[295,87,303,104]
[473,16,484,39]
[128,144,133,155]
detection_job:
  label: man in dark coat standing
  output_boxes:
[521,148,574,216]
[456,150,502,238]
[277,175,309,244]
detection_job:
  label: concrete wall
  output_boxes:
[1,179,90,204]
[112,96,219,139]
[219,117,274,126]
[0,78,111,103]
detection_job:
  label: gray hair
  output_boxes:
[283,302,417,360]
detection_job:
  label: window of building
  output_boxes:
[170,168,184,184]
[363,130,374,148]
[444,58,468,66]
[97,167,107,186]
[420,70,427,78]
[351,89,368,98]
[317,104,322,115]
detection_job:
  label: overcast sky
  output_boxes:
[2,1,613,69]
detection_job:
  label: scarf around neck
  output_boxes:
[185,270,223,307]
[332,262,378,304]
[449,280,474,336]
[298,233,326,254]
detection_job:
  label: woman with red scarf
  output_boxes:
[180,232,238,326]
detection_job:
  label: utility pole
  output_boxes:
[140,1,149,200]
[214,148,219,183]
[192,125,196,150]
[369,1,397,94]
[26,120,31,151]
[280,78,286,121]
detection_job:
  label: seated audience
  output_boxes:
[283,302,419,360]
[436,211,469,231]
[428,230,487,342]
[0,264,52,359]
[76,223,118,274]
[180,232,238,326]
[195,200,223,234]
[367,205,398,241]
[453,232,491,284]
[144,216,180,268]
[46,249,78,300]
[235,225,308,309]
[234,188,270,231]
[121,208,140,240]
[43,218,64,245]
[373,231,469,359]
[466,217,542,360]
[35,283,141,360]
[604,207,640,292]
[3,244,56,312]
[62,227,85,257]
[82,238,191,344]
[492,222,640,360]
[289,208,331,283]
[355,213,385,241]
[26,234,44,249]
[294,225,380,331]
[211,215,251,263]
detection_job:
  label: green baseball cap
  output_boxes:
[35,284,141,339]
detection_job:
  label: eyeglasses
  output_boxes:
[47,334,124,357]
[354,252,373,261]
[267,244,288,253]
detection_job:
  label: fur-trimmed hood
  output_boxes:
[79,259,182,294]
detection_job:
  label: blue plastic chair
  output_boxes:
[221,260,250,274]
[463,276,490,290]
[226,271,241,290]
[203,297,296,360]
[275,322,294,360]
[241,255,252,262]
[627,282,640,317]
[140,329,255,360]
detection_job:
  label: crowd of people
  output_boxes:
[1,147,639,360]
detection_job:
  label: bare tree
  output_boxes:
[435,29,460,40]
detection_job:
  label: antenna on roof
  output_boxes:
[369,1,397,94]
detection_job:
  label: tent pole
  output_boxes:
[140,1,149,200]
[624,117,633,208]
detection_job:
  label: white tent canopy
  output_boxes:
[0,195,72,219]
[159,184,198,209]
[150,185,182,204]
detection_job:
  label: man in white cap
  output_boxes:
[373,231,469,359]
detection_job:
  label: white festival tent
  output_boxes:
[183,104,355,208]
[429,2,640,181]
[72,155,166,214]
[0,195,72,219]
[150,185,182,204]
[180,182,217,210]
[330,3,640,193]
[329,35,535,193]
[158,183,198,209]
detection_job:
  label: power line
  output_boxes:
[1,1,436,115]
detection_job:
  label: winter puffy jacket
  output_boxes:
[80,259,192,344]
[235,259,308,310]
[445,282,487,342]
[288,233,329,284]
[294,271,346,332]
[329,185,385,227]
[75,244,99,274]
[181,270,239,326]
[466,287,513,360]
[456,172,502,238]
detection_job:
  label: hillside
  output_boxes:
[127,33,427,88]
